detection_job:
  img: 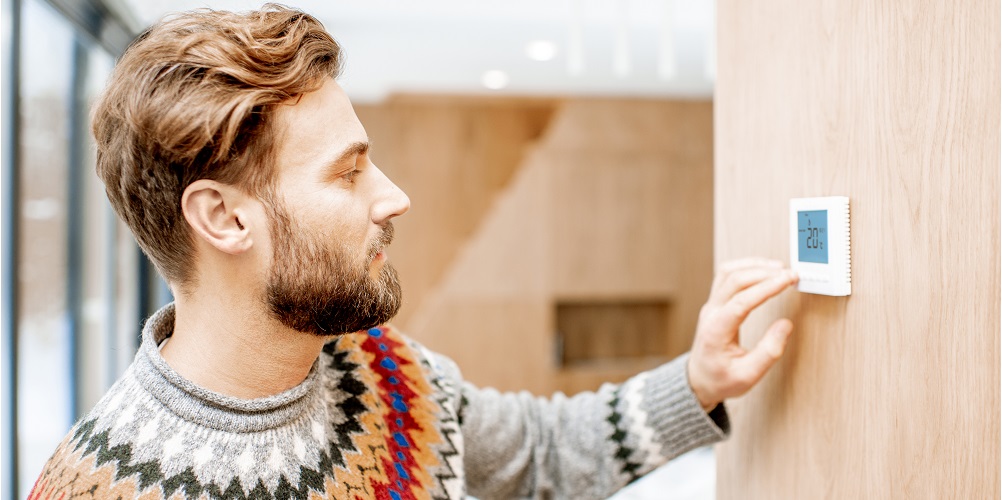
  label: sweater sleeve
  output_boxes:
[454,353,730,500]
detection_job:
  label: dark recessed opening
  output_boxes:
[555,299,672,368]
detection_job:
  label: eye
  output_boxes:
[341,168,360,184]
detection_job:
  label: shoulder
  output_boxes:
[318,325,467,424]
[30,375,148,498]
[387,325,463,382]
[386,325,465,391]
[322,325,464,385]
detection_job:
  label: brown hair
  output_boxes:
[93,4,342,291]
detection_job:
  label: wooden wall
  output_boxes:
[714,0,1000,498]
[358,97,714,396]
[355,97,555,328]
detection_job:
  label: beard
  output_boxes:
[263,200,402,336]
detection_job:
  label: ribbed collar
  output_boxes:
[133,303,322,433]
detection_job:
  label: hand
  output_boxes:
[687,258,799,411]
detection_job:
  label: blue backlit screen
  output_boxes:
[798,210,828,264]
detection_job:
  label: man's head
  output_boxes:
[257,78,410,335]
[94,5,410,334]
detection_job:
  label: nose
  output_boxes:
[370,166,410,224]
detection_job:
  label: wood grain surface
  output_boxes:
[355,98,555,327]
[714,0,1000,497]
[384,98,715,395]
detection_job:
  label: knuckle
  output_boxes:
[732,296,750,311]
[706,313,730,333]
[724,302,747,322]
[699,304,712,320]
[722,272,738,291]
[719,261,739,277]
[713,272,728,289]
[731,371,755,388]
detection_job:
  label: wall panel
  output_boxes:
[354,98,555,327]
[400,99,714,395]
[715,0,999,497]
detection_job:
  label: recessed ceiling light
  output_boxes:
[481,70,510,90]
[525,40,558,62]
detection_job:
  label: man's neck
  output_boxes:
[161,290,330,399]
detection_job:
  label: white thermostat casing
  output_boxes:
[789,196,851,296]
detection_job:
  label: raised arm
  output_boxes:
[456,258,798,499]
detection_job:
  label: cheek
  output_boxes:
[299,197,371,246]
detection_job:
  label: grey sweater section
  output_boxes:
[452,353,730,499]
[33,304,729,500]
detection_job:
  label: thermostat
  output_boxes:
[789,196,851,296]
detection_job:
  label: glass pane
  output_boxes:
[77,44,118,414]
[17,0,74,488]
[114,219,142,378]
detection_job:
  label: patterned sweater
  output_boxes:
[31,304,729,499]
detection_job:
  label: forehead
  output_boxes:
[272,78,366,175]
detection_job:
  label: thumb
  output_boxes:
[733,318,793,390]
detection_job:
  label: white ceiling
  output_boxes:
[114,0,715,103]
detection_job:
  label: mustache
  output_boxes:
[368,222,394,258]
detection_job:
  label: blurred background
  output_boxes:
[1,0,718,497]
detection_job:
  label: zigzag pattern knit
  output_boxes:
[30,304,729,499]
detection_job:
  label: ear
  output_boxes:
[181,179,256,255]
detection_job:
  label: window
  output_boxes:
[2,1,156,496]
[17,0,76,486]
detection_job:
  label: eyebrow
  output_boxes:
[327,140,370,171]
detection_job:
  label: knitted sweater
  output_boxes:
[31,304,729,500]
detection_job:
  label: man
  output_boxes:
[31,6,799,500]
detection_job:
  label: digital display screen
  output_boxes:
[798,210,828,264]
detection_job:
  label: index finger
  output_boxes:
[708,266,787,307]
[721,270,799,325]
[712,258,784,291]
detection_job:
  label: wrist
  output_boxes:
[686,358,720,412]
[695,391,719,412]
